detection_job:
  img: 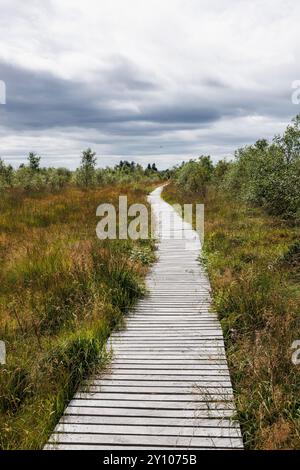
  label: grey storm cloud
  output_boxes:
[0,60,295,136]
[0,60,151,129]
[0,60,222,131]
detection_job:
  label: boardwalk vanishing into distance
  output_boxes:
[46,186,243,450]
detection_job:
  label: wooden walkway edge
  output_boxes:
[46,185,243,450]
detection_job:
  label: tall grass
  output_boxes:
[0,183,157,449]
[163,182,300,449]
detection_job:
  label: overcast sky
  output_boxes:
[0,0,300,169]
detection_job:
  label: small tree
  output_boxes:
[274,114,300,164]
[77,148,97,187]
[28,152,41,171]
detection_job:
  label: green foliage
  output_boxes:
[0,159,13,189]
[169,114,300,219]
[176,156,213,196]
[223,115,300,218]
[0,149,165,194]
[28,152,41,171]
[129,242,157,266]
[145,162,158,175]
[274,114,300,164]
[0,366,32,413]
[94,160,163,185]
[213,159,231,183]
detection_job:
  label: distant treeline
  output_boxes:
[0,149,171,191]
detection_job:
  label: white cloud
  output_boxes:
[0,0,300,167]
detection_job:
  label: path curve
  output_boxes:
[46,185,243,450]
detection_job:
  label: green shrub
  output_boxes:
[176,156,213,196]
[223,116,300,219]
[0,159,13,189]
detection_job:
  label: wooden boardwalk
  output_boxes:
[46,186,243,450]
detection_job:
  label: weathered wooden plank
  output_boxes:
[64,406,235,419]
[110,346,226,351]
[123,321,217,325]
[110,349,226,354]
[113,354,226,359]
[81,388,233,399]
[60,415,238,428]
[74,392,234,402]
[49,432,243,448]
[99,372,231,380]
[112,332,223,338]
[86,380,232,387]
[46,444,237,450]
[110,361,228,366]
[69,399,235,410]
[112,338,223,343]
[103,364,229,371]
[111,349,226,354]
[97,374,232,381]
[54,423,241,438]
[125,320,220,323]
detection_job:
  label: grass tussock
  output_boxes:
[163,182,300,449]
[0,182,157,449]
